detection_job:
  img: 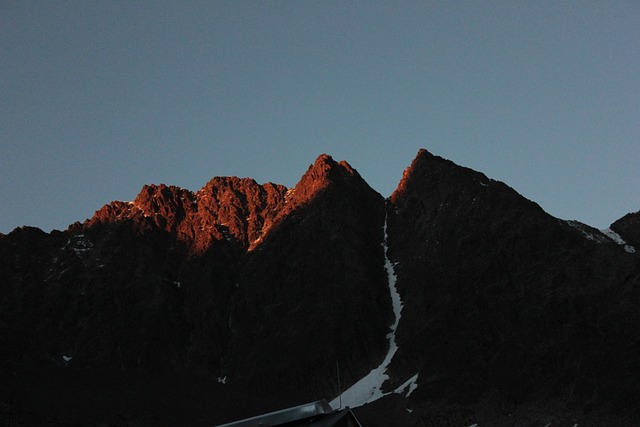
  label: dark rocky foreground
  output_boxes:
[1,150,639,426]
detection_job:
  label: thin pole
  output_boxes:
[336,361,342,409]
[7,393,12,427]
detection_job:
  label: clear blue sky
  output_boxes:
[1,1,639,233]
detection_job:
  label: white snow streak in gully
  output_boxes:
[331,213,418,409]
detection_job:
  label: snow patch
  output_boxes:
[331,214,413,409]
[62,355,73,366]
[565,220,617,245]
[394,373,419,397]
[565,220,604,242]
[567,222,636,253]
[65,234,94,256]
[601,228,636,253]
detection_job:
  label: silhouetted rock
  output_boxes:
[385,149,640,422]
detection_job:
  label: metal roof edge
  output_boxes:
[216,399,334,427]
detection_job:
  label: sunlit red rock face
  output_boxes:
[1,150,640,426]
[82,155,369,256]
[84,177,289,253]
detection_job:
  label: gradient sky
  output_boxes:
[1,1,639,233]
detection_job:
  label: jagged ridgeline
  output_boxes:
[1,149,639,426]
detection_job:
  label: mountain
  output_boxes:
[1,150,639,426]
[377,149,640,425]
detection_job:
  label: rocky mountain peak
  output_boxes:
[131,184,195,231]
[391,148,493,204]
[195,176,288,250]
[285,154,363,208]
[611,210,640,248]
[303,153,360,185]
[392,149,437,200]
[133,184,194,209]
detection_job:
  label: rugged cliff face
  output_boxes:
[1,150,639,426]
[84,176,289,252]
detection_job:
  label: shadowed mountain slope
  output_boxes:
[376,149,640,424]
